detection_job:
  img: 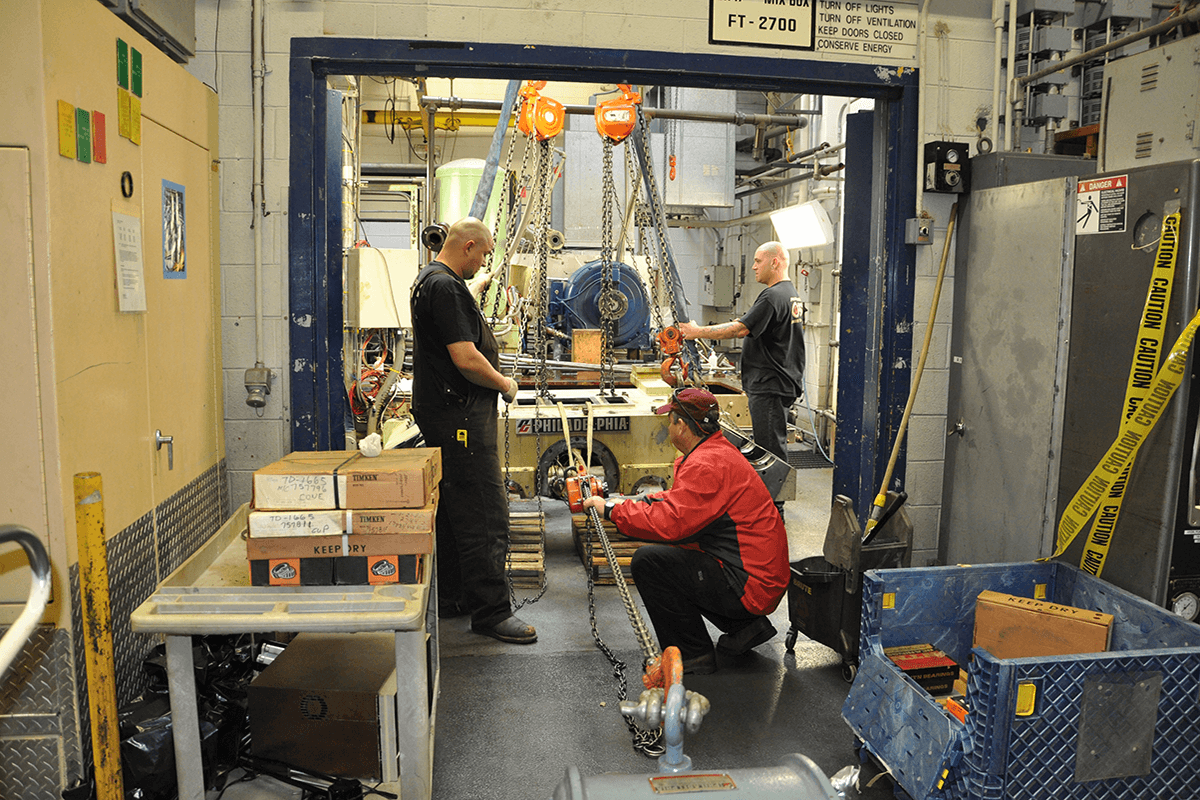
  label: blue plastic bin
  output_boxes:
[842,562,1200,800]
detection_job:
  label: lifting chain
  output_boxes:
[633,104,681,333]
[502,107,553,610]
[598,141,620,397]
[625,149,663,335]
[578,479,664,758]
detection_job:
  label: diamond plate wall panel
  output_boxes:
[157,461,227,578]
[107,510,158,708]
[56,627,81,788]
[69,563,89,784]
[0,737,62,799]
[0,625,58,730]
[61,462,230,793]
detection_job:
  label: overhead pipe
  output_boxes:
[1005,0,1019,150]
[914,0,932,215]
[734,122,819,149]
[417,96,810,129]
[749,141,845,179]
[991,0,1005,150]
[734,162,846,199]
[244,0,271,412]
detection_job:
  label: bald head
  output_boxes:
[438,217,494,279]
[752,241,789,287]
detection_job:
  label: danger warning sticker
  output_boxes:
[1076,174,1127,235]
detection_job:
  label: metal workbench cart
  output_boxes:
[131,504,437,800]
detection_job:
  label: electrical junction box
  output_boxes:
[923,141,971,193]
[905,218,932,245]
[699,264,734,307]
[345,247,420,329]
[1074,0,1152,25]
[1017,25,1073,56]
[1015,59,1070,87]
[1016,0,1075,20]
[1030,93,1069,122]
[1099,36,1200,170]
[248,632,399,782]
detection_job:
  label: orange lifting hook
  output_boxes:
[518,80,565,141]
[594,83,642,145]
[657,325,689,388]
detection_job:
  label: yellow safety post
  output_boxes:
[74,472,124,800]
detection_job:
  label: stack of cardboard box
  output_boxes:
[247,449,441,586]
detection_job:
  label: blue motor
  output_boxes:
[547,259,651,350]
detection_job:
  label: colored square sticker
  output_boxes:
[267,558,301,586]
[117,88,131,139]
[117,39,129,89]
[131,47,142,97]
[882,592,896,610]
[75,108,91,164]
[57,100,76,159]
[92,112,107,163]
[368,555,401,585]
[129,94,141,146]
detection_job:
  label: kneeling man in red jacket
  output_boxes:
[582,387,789,674]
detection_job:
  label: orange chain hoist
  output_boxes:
[594,84,642,145]
[657,325,689,387]
[517,80,565,141]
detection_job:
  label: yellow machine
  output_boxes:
[497,368,791,501]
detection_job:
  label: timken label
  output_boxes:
[248,506,436,538]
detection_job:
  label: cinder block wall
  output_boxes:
[187,0,999,566]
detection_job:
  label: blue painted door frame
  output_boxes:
[288,38,918,519]
[837,107,919,527]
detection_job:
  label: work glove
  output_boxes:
[501,377,519,404]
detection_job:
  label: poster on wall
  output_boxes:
[112,210,146,312]
[162,180,187,279]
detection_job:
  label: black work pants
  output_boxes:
[414,398,511,629]
[747,392,791,464]
[630,544,757,661]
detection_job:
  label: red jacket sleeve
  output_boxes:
[609,455,723,543]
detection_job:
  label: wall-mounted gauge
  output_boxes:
[1171,591,1198,621]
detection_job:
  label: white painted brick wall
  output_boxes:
[194,0,1002,519]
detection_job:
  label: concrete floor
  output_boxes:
[210,466,898,799]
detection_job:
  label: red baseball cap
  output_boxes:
[655,387,719,422]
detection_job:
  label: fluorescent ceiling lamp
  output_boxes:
[769,200,834,249]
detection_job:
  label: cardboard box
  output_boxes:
[249,632,397,781]
[251,449,441,510]
[247,532,432,560]
[886,645,958,696]
[247,503,436,538]
[973,590,1113,659]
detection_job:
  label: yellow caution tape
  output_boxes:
[1054,304,1200,566]
[1074,212,1180,576]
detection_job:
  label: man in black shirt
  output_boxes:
[410,217,536,644]
[679,241,805,465]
